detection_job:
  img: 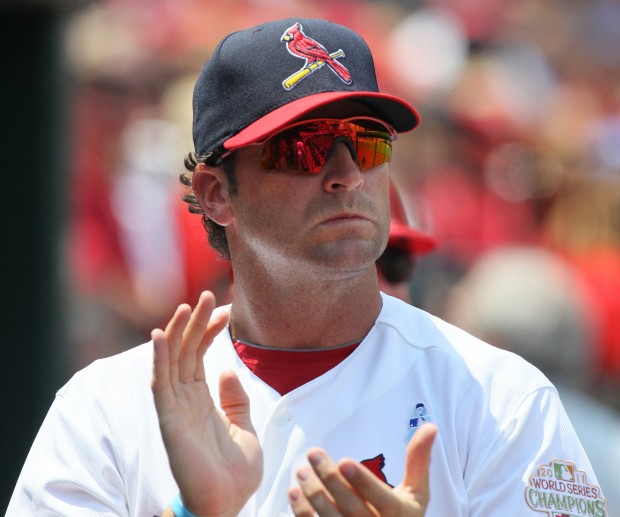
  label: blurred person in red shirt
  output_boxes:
[377,185,437,302]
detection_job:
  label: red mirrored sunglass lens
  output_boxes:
[259,118,394,173]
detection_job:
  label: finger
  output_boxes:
[289,486,318,517]
[219,370,254,432]
[151,328,170,393]
[295,465,340,517]
[178,292,216,382]
[306,449,371,516]
[151,329,178,419]
[337,459,393,515]
[401,423,437,508]
[163,303,192,385]
[194,307,229,381]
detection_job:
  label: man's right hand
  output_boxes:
[152,291,263,517]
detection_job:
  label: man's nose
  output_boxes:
[321,141,364,192]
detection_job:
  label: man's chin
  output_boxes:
[309,240,383,271]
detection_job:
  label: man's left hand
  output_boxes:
[288,423,437,516]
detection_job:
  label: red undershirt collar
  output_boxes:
[232,338,361,396]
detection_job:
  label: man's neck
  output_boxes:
[228,269,382,350]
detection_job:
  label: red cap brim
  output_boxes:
[389,222,438,255]
[224,91,420,150]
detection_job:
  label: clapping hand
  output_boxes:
[152,291,263,517]
[289,423,437,516]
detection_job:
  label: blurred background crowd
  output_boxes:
[3,0,620,512]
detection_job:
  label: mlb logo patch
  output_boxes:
[553,461,575,482]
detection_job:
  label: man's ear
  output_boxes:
[192,163,234,226]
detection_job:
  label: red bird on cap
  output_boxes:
[281,23,352,83]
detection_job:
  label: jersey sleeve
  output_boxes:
[7,380,130,516]
[465,386,609,516]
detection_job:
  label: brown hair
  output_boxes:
[179,151,237,260]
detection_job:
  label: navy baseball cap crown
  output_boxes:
[192,18,420,158]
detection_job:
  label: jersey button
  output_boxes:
[272,408,291,427]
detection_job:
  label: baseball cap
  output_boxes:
[192,18,420,158]
[389,184,437,255]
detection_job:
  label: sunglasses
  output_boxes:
[376,245,417,285]
[252,117,396,174]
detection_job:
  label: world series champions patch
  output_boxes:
[525,460,608,516]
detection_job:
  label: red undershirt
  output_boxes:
[232,339,361,395]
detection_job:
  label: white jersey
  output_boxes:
[8,294,608,516]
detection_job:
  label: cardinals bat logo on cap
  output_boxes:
[281,22,352,90]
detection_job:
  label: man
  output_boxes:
[9,18,606,517]
[376,185,437,302]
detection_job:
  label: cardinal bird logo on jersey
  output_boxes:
[280,22,352,90]
[360,454,393,487]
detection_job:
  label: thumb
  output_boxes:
[400,423,437,508]
[219,370,254,432]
